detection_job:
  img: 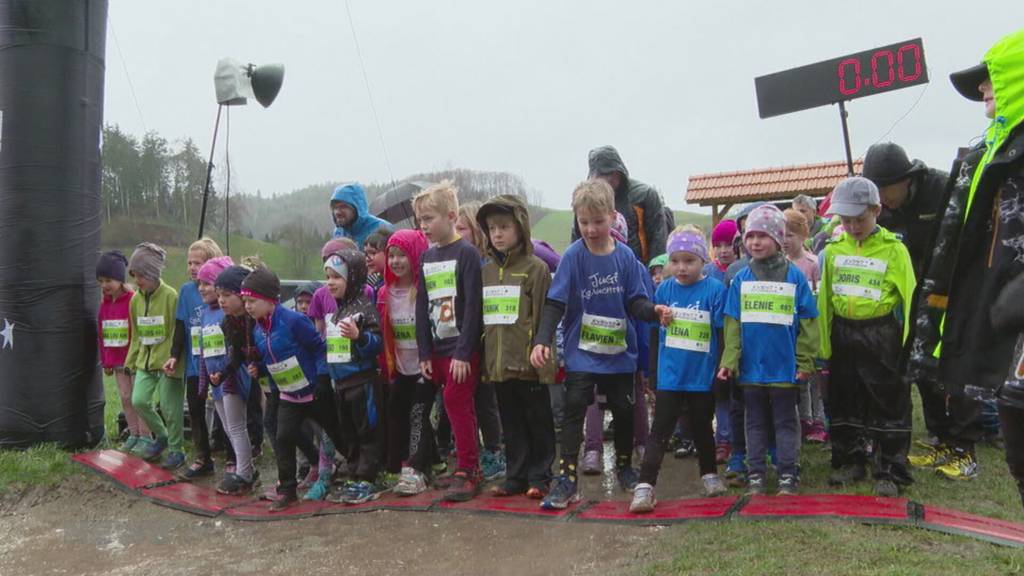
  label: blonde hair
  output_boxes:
[413,180,459,217]
[783,209,809,238]
[188,237,223,262]
[571,179,615,216]
[240,255,265,271]
[457,201,487,255]
[672,223,706,236]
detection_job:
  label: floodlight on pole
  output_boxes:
[197,59,284,249]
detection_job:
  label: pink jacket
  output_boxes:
[98,289,135,368]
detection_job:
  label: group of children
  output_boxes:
[95,172,917,513]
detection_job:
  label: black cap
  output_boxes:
[214,265,251,294]
[863,142,925,187]
[950,62,988,102]
[240,268,281,302]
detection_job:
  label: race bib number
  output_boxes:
[579,313,627,355]
[267,356,310,393]
[102,319,129,348]
[740,281,796,326]
[190,326,202,356]
[666,308,712,353]
[483,285,521,326]
[833,255,887,301]
[137,316,166,346]
[201,325,226,358]
[423,260,457,300]
[326,321,352,363]
[392,315,417,350]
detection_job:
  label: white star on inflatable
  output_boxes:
[1,318,13,350]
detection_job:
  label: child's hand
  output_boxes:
[530,345,551,369]
[339,317,360,340]
[247,364,258,378]
[210,372,222,386]
[654,304,673,327]
[103,367,114,377]
[450,359,470,384]
[420,360,434,380]
[162,357,177,377]
[717,367,732,381]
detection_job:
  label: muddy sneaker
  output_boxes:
[269,492,298,512]
[616,467,640,493]
[629,483,656,514]
[673,439,696,459]
[130,437,153,459]
[118,435,140,453]
[490,480,527,497]
[526,485,547,500]
[935,450,978,481]
[874,478,899,497]
[302,478,330,501]
[217,473,255,496]
[181,459,214,480]
[431,460,448,477]
[702,474,728,497]
[582,450,602,475]
[745,474,766,496]
[725,451,747,487]
[715,442,731,465]
[395,467,429,496]
[341,481,384,505]
[828,463,867,486]
[443,469,482,502]
[141,437,167,462]
[909,444,954,468]
[541,475,579,510]
[160,450,185,470]
[776,474,799,496]
[481,450,507,481]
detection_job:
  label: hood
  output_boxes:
[966,28,1024,216]
[531,239,561,273]
[587,145,629,179]
[331,248,369,306]
[476,194,534,261]
[331,182,371,228]
[384,229,429,288]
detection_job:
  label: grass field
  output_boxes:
[531,210,712,255]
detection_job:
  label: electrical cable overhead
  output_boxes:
[109,18,147,134]
[871,73,930,145]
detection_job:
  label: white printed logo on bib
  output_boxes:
[137,316,167,346]
[740,281,796,326]
[579,313,627,355]
[833,255,887,301]
[666,308,712,353]
[267,356,310,393]
[483,285,521,326]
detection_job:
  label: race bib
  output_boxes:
[326,321,353,363]
[101,319,130,348]
[392,315,417,350]
[267,356,310,393]
[833,255,887,301]
[201,325,226,358]
[190,326,202,356]
[423,260,457,300]
[579,313,627,355]
[258,376,273,394]
[137,316,167,346]
[740,281,796,326]
[666,308,712,353]
[483,285,521,326]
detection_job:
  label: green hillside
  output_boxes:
[531,210,712,255]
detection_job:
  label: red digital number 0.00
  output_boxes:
[871,50,895,88]
[838,58,861,96]
[897,43,922,82]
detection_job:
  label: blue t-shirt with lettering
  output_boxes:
[655,276,726,392]
[724,265,817,385]
[176,281,204,378]
[548,239,649,374]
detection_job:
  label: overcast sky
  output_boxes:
[104,1,1020,210]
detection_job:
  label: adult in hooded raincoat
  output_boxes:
[331,182,394,247]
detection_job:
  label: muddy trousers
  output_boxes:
[560,372,634,477]
[640,390,716,485]
[495,380,555,490]
[828,315,912,484]
[132,370,184,453]
[334,379,384,482]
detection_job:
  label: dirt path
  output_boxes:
[0,476,667,576]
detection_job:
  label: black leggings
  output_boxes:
[335,379,383,482]
[407,379,441,474]
[385,374,418,473]
[275,393,341,496]
[185,376,211,462]
[640,390,716,485]
[561,372,635,474]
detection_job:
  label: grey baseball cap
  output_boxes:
[826,176,880,217]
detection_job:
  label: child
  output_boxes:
[242,267,342,510]
[476,194,557,498]
[631,230,728,513]
[168,237,223,479]
[97,250,149,452]
[197,256,258,494]
[323,249,385,504]
[364,227,393,297]
[125,243,185,468]
[453,200,507,481]
[648,254,668,286]
[718,205,819,496]
[704,220,739,284]
[413,181,485,502]
[782,209,827,444]
[818,177,915,497]
[378,230,432,491]
[294,282,319,317]
[310,238,359,336]
[531,180,671,509]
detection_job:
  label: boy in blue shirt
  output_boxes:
[532,179,672,509]
[630,230,728,513]
[718,205,819,496]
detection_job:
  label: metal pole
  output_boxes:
[838,100,855,175]
[197,104,223,240]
